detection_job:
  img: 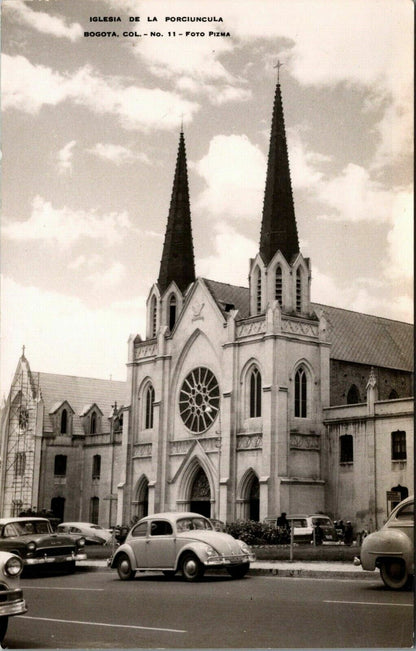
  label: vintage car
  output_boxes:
[109,512,256,582]
[0,551,27,645]
[56,522,112,545]
[0,517,87,570]
[286,514,338,543]
[357,495,414,589]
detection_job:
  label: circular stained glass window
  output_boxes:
[179,367,220,433]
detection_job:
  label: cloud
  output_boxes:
[385,191,413,280]
[194,134,265,219]
[4,0,83,41]
[2,55,200,131]
[68,254,103,271]
[0,276,147,395]
[57,140,76,175]
[87,262,126,291]
[2,196,132,249]
[87,143,151,166]
[196,222,257,286]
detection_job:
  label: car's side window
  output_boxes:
[3,524,18,537]
[131,522,148,538]
[395,503,414,521]
[150,521,173,536]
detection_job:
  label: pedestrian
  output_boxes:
[344,521,353,546]
[314,522,324,545]
[276,512,290,531]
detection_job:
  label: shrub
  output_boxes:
[225,520,289,545]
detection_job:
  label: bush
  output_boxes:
[225,520,290,545]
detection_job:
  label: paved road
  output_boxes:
[6,568,413,649]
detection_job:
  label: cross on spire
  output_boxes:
[274,59,283,83]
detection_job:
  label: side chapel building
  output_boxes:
[1,79,413,530]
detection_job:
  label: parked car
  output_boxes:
[0,517,87,571]
[286,515,338,543]
[357,495,414,590]
[56,522,112,545]
[108,512,256,582]
[209,518,226,532]
[0,551,27,645]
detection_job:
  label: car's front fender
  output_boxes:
[109,543,136,569]
[361,529,413,572]
[174,541,215,570]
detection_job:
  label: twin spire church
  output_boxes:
[1,80,412,530]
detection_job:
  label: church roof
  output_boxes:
[157,131,195,294]
[203,278,413,372]
[36,372,127,435]
[259,82,299,265]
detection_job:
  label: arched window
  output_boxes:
[296,268,302,312]
[340,434,353,462]
[294,366,307,418]
[389,389,399,400]
[169,294,177,330]
[255,267,262,314]
[90,411,97,434]
[144,384,155,430]
[90,497,99,524]
[92,454,101,480]
[60,409,67,434]
[347,384,361,404]
[275,266,283,306]
[249,367,262,418]
[151,295,157,338]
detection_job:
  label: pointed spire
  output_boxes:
[157,131,195,294]
[259,80,299,265]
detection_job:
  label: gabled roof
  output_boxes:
[36,372,127,436]
[203,279,413,371]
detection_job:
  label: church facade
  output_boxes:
[116,81,413,532]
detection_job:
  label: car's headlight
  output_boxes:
[27,541,36,552]
[204,545,217,557]
[76,537,86,548]
[4,555,24,577]
[238,542,251,555]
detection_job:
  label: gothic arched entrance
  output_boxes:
[189,467,211,518]
[135,478,149,520]
[248,475,260,521]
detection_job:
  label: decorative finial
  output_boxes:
[274,59,283,84]
[180,113,184,134]
[22,344,26,358]
[366,367,377,389]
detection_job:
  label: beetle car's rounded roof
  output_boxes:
[137,512,209,522]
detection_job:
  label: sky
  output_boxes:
[1,0,413,395]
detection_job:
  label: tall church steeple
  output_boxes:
[157,130,195,295]
[259,79,299,265]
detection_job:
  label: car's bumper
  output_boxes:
[204,553,256,566]
[0,588,27,617]
[25,552,87,565]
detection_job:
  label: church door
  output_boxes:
[248,477,260,521]
[189,467,211,518]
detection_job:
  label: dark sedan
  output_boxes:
[0,517,87,571]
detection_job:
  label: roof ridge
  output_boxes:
[312,302,413,327]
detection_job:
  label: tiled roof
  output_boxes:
[35,372,127,436]
[203,279,413,371]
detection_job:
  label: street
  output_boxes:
[6,567,413,649]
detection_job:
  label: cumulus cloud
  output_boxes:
[2,196,132,249]
[385,191,413,280]
[4,0,83,41]
[87,143,151,166]
[196,222,257,286]
[57,140,76,175]
[2,55,200,131]
[0,275,147,394]
[87,262,126,291]
[194,134,265,219]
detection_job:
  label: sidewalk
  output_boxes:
[77,558,376,581]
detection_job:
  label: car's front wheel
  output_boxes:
[181,552,205,582]
[0,616,8,644]
[380,559,409,590]
[117,553,135,581]
[226,563,250,579]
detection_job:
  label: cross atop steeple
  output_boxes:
[274,59,283,84]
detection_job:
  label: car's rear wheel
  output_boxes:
[380,559,409,590]
[117,553,135,581]
[181,552,205,582]
[226,563,250,579]
[0,616,8,644]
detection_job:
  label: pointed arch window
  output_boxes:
[389,389,399,400]
[347,384,361,404]
[90,411,97,434]
[275,266,283,306]
[249,367,262,418]
[92,454,101,480]
[296,268,302,312]
[294,366,307,418]
[144,384,155,430]
[255,267,262,314]
[60,409,67,434]
[169,294,177,331]
[151,296,157,338]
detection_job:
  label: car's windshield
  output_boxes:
[3,520,52,537]
[312,517,331,526]
[177,517,213,532]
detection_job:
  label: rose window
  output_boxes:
[179,367,220,433]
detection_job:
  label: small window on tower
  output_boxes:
[296,268,302,312]
[151,296,157,338]
[275,266,282,306]
[256,267,262,314]
[169,294,177,330]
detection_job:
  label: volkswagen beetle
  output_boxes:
[0,551,27,645]
[108,512,255,581]
[358,495,414,589]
